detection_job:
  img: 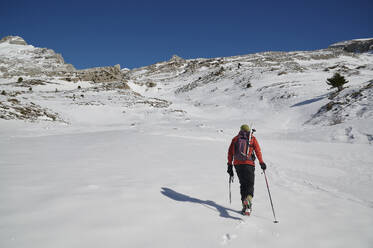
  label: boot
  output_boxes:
[241,201,247,213]
[246,195,253,211]
[242,195,253,215]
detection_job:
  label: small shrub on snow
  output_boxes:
[327,73,348,91]
[146,81,157,88]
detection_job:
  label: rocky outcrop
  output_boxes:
[0,97,63,122]
[169,54,186,64]
[0,36,75,77]
[76,65,123,83]
[0,36,27,45]
[329,38,373,53]
[0,35,128,83]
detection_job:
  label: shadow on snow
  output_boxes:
[291,94,328,107]
[161,187,242,221]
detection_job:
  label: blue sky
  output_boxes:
[1,0,372,69]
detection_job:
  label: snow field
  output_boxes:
[1,128,372,247]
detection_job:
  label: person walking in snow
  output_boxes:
[227,124,266,215]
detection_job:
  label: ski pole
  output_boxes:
[229,175,233,204]
[263,170,279,223]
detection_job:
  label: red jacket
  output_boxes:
[228,134,264,166]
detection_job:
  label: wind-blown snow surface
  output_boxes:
[1,42,373,247]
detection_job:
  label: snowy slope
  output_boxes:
[0,37,373,248]
[126,48,373,144]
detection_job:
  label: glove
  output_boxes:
[260,162,267,171]
[227,163,234,177]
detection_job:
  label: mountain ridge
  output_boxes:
[1,36,372,144]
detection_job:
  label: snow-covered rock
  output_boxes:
[76,65,123,83]
[0,36,75,78]
[0,35,28,45]
[329,38,373,53]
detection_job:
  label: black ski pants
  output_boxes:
[235,164,255,202]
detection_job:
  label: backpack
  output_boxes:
[234,131,256,161]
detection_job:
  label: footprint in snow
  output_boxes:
[221,233,237,245]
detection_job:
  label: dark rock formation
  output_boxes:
[329,38,373,53]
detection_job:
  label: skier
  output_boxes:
[227,124,266,215]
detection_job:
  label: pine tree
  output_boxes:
[326,73,348,91]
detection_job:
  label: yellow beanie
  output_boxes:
[240,124,250,132]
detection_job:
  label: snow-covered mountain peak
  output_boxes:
[0,35,75,78]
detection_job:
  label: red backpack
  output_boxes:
[234,131,256,161]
